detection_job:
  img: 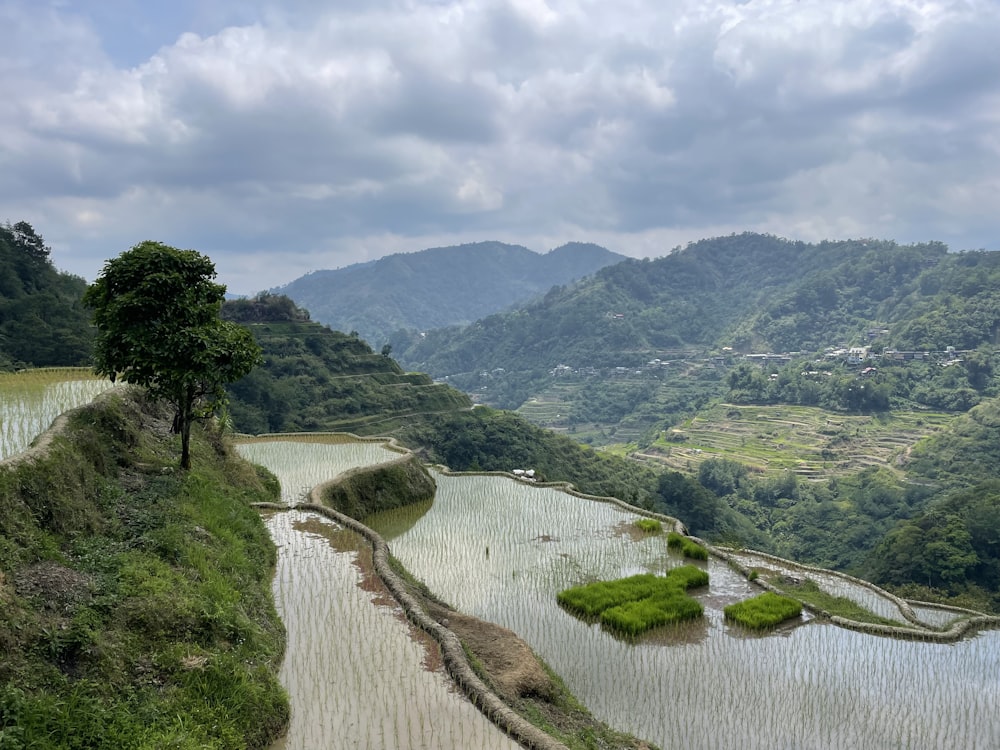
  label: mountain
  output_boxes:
[391,233,999,423]
[272,241,626,349]
[0,221,93,368]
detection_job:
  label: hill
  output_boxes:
[0,221,93,368]
[0,388,288,747]
[222,293,472,435]
[272,240,626,349]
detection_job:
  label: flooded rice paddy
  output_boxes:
[366,472,1000,750]
[235,438,521,750]
[262,509,521,749]
[235,437,402,504]
[0,368,117,460]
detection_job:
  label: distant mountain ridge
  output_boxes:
[273,241,626,348]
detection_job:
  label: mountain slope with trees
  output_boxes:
[391,234,1000,431]
[0,221,93,368]
[273,241,626,349]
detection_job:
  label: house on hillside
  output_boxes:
[846,346,870,365]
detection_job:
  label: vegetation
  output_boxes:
[634,518,662,534]
[0,221,93,369]
[84,242,262,469]
[557,567,708,636]
[318,455,436,518]
[867,481,1000,612]
[223,293,470,436]
[277,240,624,350]
[724,592,802,629]
[769,578,904,626]
[0,389,288,748]
[666,531,709,560]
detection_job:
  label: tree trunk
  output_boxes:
[179,384,194,470]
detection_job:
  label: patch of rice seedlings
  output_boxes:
[558,566,708,636]
[666,531,709,560]
[634,518,662,534]
[724,592,803,630]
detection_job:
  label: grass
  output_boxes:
[724,592,803,629]
[667,531,709,560]
[558,566,708,636]
[0,387,289,749]
[770,578,906,627]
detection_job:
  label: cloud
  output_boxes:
[2,0,998,293]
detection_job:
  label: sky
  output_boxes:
[2,0,999,294]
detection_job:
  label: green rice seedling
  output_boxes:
[558,574,665,618]
[667,531,709,560]
[559,565,708,636]
[634,518,662,534]
[724,592,803,630]
[601,591,704,636]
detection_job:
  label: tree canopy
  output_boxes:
[84,241,262,468]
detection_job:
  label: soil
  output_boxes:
[423,600,556,703]
[13,561,94,613]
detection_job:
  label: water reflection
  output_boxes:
[370,471,1000,750]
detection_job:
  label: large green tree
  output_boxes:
[83,241,262,468]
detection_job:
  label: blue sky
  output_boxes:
[3,0,999,294]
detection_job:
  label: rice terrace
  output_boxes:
[4,369,999,749]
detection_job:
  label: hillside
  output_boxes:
[0,221,93,368]
[0,388,288,747]
[273,240,626,349]
[222,294,472,435]
[392,233,1000,437]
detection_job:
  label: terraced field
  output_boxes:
[631,403,954,480]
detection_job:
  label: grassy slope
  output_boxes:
[0,389,288,749]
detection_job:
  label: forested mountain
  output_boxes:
[394,233,979,381]
[273,241,625,349]
[0,221,93,368]
[391,233,1000,420]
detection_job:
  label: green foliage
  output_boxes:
[634,519,662,534]
[223,308,471,435]
[0,390,288,748]
[319,456,436,518]
[84,242,262,468]
[666,531,709,560]
[0,221,93,368]
[278,240,625,350]
[867,481,1000,604]
[656,471,766,547]
[770,578,903,626]
[724,592,802,629]
[557,566,708,637]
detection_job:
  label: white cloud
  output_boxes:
[1,0,998,293]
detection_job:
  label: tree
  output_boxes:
[84,241,262,469]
